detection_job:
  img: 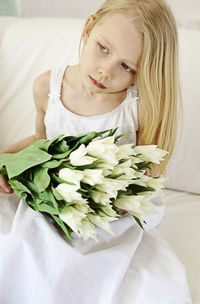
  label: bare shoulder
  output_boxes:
[33,70,51,112]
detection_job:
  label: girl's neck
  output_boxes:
[65,64,127,104]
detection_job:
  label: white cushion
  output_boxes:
[0,18,84,150]
[0,16,20,46]
[165,29,200,194]
[159,189,200,302]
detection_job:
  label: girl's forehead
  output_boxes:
[92,13,143,66]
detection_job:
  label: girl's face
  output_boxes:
[79,13,143,95]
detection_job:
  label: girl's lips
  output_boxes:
[89,76,106,89]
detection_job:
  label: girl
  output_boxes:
[0,0,191,303]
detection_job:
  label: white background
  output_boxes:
[16,0,200,29]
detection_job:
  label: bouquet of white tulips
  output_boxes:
[0,129,168,241]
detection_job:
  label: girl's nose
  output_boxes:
[97,63,113,79]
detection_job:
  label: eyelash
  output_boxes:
[98,43,108,53]
[98,43,134,73]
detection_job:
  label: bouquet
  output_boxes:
[0,129,168,242]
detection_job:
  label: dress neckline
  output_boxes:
[55,65,136,120]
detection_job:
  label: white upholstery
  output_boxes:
[165,29,200,194]
[159,189,200,303]
[0,17,200,303]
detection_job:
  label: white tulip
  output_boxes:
[112,160,137,180]
[75,201,93,214]
[116,144,135,161]
[91,190,111,206]
[134,145,168,164]
[131,156,142,166]
[82,169,104,186]
[98,202,118,217]
[58,168,83,187]
[114,195,156,221]
[101,168,113,177]
[96,178,130,199]
[88,214,116,235]
[142,175,166,194]
[69,144,97,166]
[56,183,82,203]
[78,218,97,241]
[86,136,119,167]
[59,206,87,235]
[96,161,116,171]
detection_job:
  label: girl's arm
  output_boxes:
[0,71,50,193]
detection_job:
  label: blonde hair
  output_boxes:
[80,0,182,176]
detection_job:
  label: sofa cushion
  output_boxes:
[0,17,84,151]
[0,17,20,46]
[165,29,200,194]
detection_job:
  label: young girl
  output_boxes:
[0,0,192,303]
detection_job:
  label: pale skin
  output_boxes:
[0,12,156,195]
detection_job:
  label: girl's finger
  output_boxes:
[0,180,13,194]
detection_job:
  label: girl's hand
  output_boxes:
[0,175,13,194]
[144,163,160,178]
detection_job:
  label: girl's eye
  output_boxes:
[121,63,133,73]
[98,43,108,53]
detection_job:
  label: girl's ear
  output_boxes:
[83,15,95,43]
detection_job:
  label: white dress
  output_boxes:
[0,65,192,304]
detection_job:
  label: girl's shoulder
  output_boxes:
[33,70,51,112]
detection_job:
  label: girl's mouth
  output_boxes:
[89,76,106,89]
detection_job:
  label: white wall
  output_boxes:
[20,0,104,18]
[11,0,200,29]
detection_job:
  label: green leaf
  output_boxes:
[52,150,71,159]
[52,173,76,185]
[24,180,60,214]
[136,161,152,170]
[96,129,116,137]
[60,162,76,169]
[31,139,50,151]
[106,173,125,179]
[51,186,65,201]
[51,214,73,241]
[127,184,155,194]
[37,201,59,214]
[0,145,51,179]
[108,127,118,136]
[0,154,11,169]
[37,190,59,214]
[8,179,31,198]
[0,166,7,175]
[76,160,103,170]
[131,166,143,173]
[41,159,64,169]
[31,135,65,152]
[24,197,38,210]
[132,215,144,229]
[56,140,70,153]
[112,205,124,215]
[117,189,133,196]
[114,131,131,143]
[33,167,50,192]
[78,132,97,144]
[98,208,113,217]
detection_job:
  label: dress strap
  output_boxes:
[48,65,68,100]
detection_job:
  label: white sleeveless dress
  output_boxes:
[0,65,192,304]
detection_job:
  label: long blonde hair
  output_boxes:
[80,0,182,175]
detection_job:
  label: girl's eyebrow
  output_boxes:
[99,34,138,71]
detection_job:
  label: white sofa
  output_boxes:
[0,17,199,303]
